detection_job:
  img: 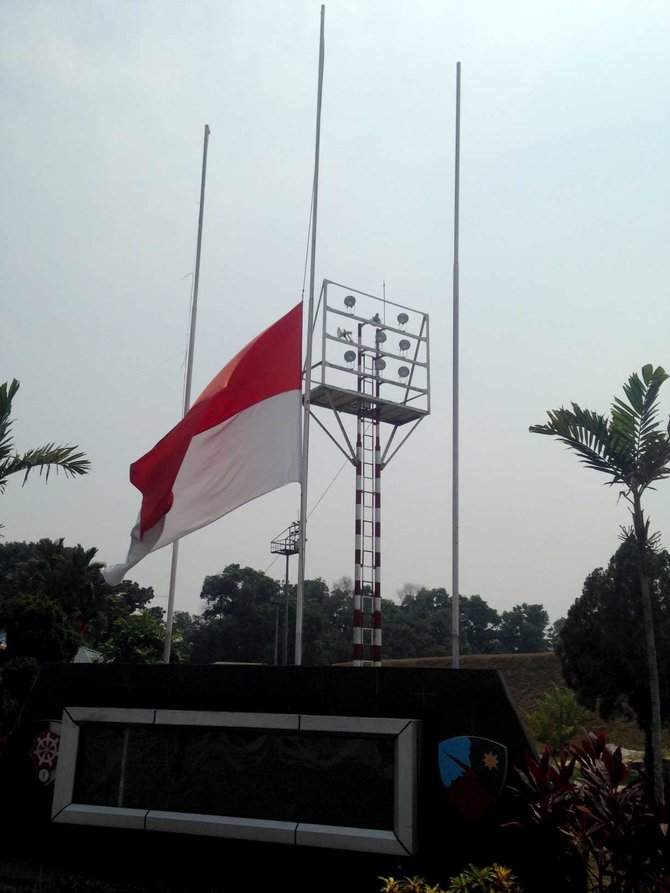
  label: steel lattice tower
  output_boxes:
[307,281,430,666]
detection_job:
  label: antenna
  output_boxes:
[163,123,211,664]
[452,62,462,669]
[296,4,326,667]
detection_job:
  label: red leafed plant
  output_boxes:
[506,729,669,892]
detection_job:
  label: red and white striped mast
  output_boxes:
[373,386,383,665]
[352,321,385,667]
[352,360,364,664]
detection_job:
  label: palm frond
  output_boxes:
[636,439,670,491]
[610,397,637,435]
[0,444,91,492]
[0,379,21,419]
[532,365,670,495]
[617,365,669,459]
[530,404,631,482]
[640,366,669,442]
[0,418,14,465]
[0,378,91,503]
[0,380,20,464]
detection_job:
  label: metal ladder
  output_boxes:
[353,352,382,666]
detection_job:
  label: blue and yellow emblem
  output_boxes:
[437,736,507,819]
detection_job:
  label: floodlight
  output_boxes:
[344,295,356,310]
[397,312,409,326]
[399,339,411,354]
[344,350,356,365]
[375,330,387,344]
[398,366,410,379]
[374,358,386,371]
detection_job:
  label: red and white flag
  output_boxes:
[103,303,302,586]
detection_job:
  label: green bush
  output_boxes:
[523,682,589,751]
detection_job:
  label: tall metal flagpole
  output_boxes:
[295,5,326,666]
[163,123,211,663]
[451,64,461,669]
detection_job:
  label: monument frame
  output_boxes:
[51,706,418,856]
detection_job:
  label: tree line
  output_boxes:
[0,536,553,734]
[188,567,553,665]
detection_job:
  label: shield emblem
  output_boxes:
[29,721,62,784]
[437,735,507,820]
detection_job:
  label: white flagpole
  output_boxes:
[295,5,326,666]
[163,123,211,663]
[451,64,461,669]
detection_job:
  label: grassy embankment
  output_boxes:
[381,651,670,754]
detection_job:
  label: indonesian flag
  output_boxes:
[103,303,302,586]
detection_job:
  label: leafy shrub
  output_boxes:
[379,878,443,893]
[445,863,523,891]
[523,683,589,751]
[379,863,523,893]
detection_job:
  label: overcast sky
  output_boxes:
[2,1,670,631]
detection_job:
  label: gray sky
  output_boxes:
[2,1,670,627]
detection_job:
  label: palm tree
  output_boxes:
[9,538,106,635]
[0,379,90,496]
[530,363,670,806]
